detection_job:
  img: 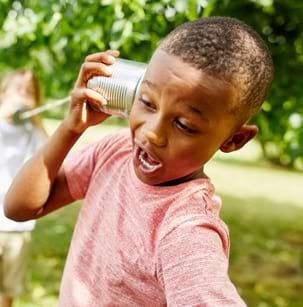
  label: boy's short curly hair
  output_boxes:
[159,16,274,122]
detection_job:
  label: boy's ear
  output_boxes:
[220,124,258,153]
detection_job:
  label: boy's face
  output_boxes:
[129,50,239,186]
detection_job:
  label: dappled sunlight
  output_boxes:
[220,193,303,306]
[206,158,302,208]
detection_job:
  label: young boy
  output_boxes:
[4,17,273,306]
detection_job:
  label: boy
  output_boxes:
[4,17,273,306]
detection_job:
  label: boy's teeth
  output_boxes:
[139,150,159,170]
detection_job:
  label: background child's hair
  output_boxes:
[0,69,46,130]
[159,16,274,123]
[0,69,41,107]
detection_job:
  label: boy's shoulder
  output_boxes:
[162,181,221,219]
[97,127,131,147]
[156,185,230,255]
[85,127,131,158]
[155,180,227,234]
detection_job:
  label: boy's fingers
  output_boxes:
[106,49,120,57]
[85,50,120,63]
[76,62,113,87]
[70,88,107,110]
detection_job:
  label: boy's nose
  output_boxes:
[144,129,167,147]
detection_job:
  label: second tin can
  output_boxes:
[87,58,147,117]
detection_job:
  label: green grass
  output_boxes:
[208,146,303,307]
[16,119,303,307]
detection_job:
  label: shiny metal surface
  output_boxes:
[87,58,147,117]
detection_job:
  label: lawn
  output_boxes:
[16,118,303,307]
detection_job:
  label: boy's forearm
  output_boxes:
[4,121,82,219]
[5,50,117,221]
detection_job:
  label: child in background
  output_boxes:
[5,17,274,306]
[0,70,47,307]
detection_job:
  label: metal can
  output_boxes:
[87,58,147,117]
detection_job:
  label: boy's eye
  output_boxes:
[139,96,156,110]
[175,119,197,134]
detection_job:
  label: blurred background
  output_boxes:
[0,0,302,306]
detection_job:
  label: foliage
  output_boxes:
[0,0,199,98]
[208,0,303,170]
[0,0,302,168]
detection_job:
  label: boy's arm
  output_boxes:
[4,50,119,221]
[157,221,247,306]
[4,122,80,220]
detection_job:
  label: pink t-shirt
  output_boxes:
[61,129,246,306]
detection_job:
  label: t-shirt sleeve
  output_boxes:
[157,218,246,307]
[63,142,99,200]
[63,129,129,200]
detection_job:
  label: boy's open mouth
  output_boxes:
[135,145,163,173]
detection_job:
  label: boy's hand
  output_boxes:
[65,50,120,134]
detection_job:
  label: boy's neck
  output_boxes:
[158,167,207,186]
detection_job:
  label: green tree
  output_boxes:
[209,0,303,170]
[0,0,302,169]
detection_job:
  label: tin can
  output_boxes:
[87,58,147,117]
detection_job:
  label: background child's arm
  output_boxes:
[4,50,119,221]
